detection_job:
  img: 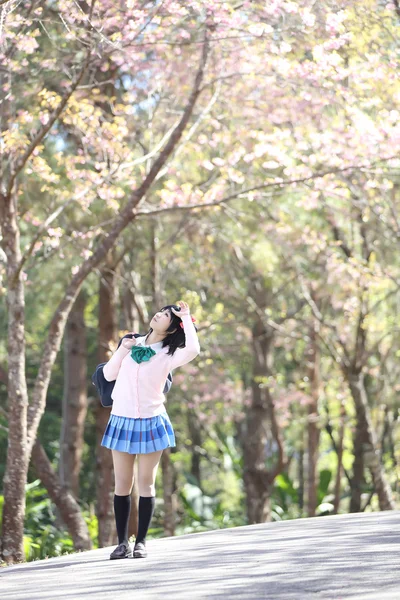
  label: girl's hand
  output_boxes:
[171,301,190,318]
[121,336,138,350]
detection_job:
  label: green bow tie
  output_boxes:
[130,345,156,364]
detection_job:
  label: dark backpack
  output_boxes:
[91,333,173,408]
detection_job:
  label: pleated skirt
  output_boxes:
[100,411,176,454]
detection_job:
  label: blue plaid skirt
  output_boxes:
[100,411,176,454]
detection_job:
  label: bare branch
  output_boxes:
[135,158,399,219]
[119,119,182,170]
[296,273,347,366]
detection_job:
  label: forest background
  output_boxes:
[0,0,400,566]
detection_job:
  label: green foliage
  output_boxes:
[176,480,245,534]
[271,469,338,520]
[317,469,332,506]
[273,473,299,514]
[0,480,99,563]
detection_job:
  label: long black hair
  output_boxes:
[146,304,198,356]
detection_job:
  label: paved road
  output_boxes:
[1,510,400,599]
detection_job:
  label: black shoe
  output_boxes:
[133,542,147,558]
[110,542,133,560]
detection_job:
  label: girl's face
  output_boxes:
[150,307,173,335]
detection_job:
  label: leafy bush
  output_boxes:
[0,479,98,563]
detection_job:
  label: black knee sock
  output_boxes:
[136,496,156,545]
[114,493,131,545]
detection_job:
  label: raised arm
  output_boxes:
[103,344,130,381]
[169,312,201,370]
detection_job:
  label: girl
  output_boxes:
[100,300,200,559]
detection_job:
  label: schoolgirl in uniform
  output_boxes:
[100,300,200,559]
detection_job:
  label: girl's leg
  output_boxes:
[112,450,136,548]
[112,449,136,495]
[135,449,163,549]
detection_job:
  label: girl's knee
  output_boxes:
[115,477,134,496]
[138,482,156,496]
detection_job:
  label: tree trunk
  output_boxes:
[242,320,285,524]
[388,407,399,495]
[349,413,365,512]
[95,255,119,547]
[187,408,202,487]
[95,405,118,547]
[161,448,176,537]
[0,192,30,564]
[346,370,395,511]
[306,321,320,517]
[31,440,92,550]
[298,446,304,512]
[333,400,345,514]
[59,291,88,498]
